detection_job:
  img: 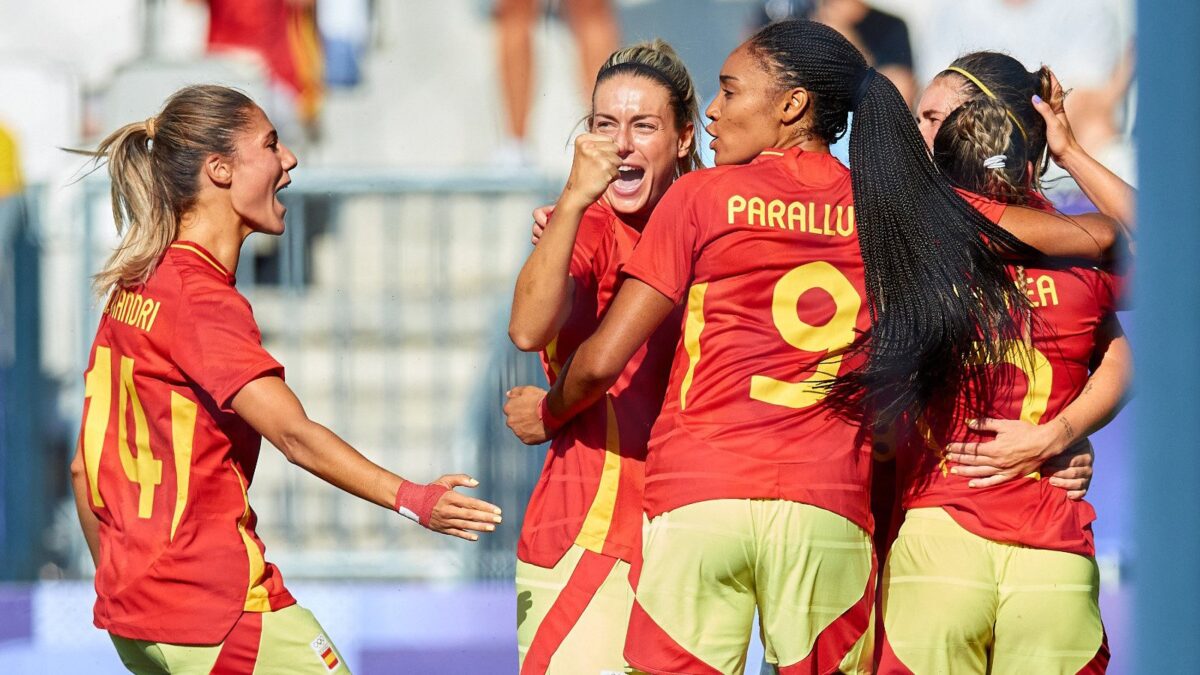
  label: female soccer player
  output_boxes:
[504,40,700,674]
[507,20,1123,674]
[879,53,1134,674]
[69,85,502,674]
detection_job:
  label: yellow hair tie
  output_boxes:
[945,66,1028,143]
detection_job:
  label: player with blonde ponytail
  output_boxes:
[71,85,502,673]
[503,39,701,674]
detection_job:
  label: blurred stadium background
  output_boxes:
[0,0,1139,673]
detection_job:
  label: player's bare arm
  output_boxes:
[233,376,502,541]
[541,280,675,435]
[1033,69,1137,236]
[946,316,1131,496]
[69,439,101,565]
[997,207,1121,261]
[509,133,621,351]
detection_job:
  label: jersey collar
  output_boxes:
[169,241,236,284]
[753,148,791,164]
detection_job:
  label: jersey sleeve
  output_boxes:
[172,275,284,409]
[620,174,707,303]
[569,206,610,291]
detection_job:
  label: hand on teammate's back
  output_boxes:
[423,474,504,542]
[942,418,1072,490]
[504,386,551,445]
[1042,439,1094,501]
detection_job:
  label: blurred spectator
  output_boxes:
[756,0,916,106]
[0,123,22,199]
[917,0,1133,175]
[199,0,325,139]
[494,0,619,168]
[319,0,371,88]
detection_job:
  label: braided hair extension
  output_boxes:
[933,98,1031,205]
[941,52,1055,192]
[747,20,1037,424]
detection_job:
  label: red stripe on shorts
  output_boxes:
[210,611,264,675]
[521,550,620,675]
[875,630,915,675]
[1076,628,1110,674]
[623,599,723,675]
[778,557,877,675]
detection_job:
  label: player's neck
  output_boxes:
[775,133,830,155]
[176,207,244,275]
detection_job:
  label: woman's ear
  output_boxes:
[202,152,232,188]
[676,122,696,160]
[780,87,810,125]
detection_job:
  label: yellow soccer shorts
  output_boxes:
[516,543,634,674]
[626,499,875,675]
[110,603,347,674]
[880,507,1108,674]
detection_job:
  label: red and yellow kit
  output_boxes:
[517,200,681,674]
[619,148,876,674]
[521,198,680,568]
[881,192,1116,675]
[622,147,873,530]
[79,242,294,645]
[900,192,1119,557]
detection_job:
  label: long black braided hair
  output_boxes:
[747,20,1036,424]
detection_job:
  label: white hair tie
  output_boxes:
[983,155,1007,169]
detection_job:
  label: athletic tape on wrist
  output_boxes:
[537,395,569,434]
[394,480,449,528]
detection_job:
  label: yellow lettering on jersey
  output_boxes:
[1036,275,1059,307]
[146,301,162,331]
[727,196,853,239]
[169,392,197,541]
[788,201,805,232]
[1023,274,1060,308]
[750,261,861,408]
[104,289,162,334]
[82,346,112,508]
[728,195,747,223]
[748,197,766,226]
[837,206,855,237]
[767,199,786,229]
[117,356,162,519]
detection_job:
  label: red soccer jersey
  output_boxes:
[621,148,874,531]
[79,242,294,644]
[901,192,1119,556]
[519,200,680,567]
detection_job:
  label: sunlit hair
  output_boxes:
[746,20,1037,423]
[592,39,703,175]
[934,97,1031,205]
[936,51,1055,195]
[80,85,258,297]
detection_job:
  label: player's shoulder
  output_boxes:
[666,164,751,204]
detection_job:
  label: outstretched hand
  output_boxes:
[424,474,503,542]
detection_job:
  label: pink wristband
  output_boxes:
[394,480,449,528]
[537,395,570,434]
